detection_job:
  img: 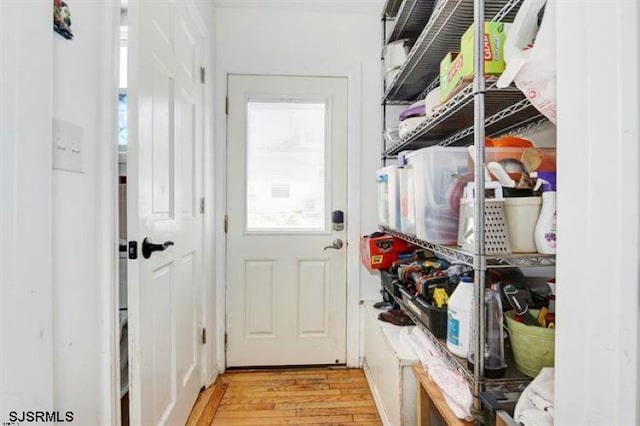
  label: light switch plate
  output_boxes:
[53,118,83,173]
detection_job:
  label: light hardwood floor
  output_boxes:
[187,368,382,425]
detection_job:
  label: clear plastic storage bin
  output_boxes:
[398,167,416,235]
[406,147,471,244]
[376,165,401,230]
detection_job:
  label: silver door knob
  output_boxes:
[324,239,344,250]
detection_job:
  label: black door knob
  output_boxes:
[142,237,174,259]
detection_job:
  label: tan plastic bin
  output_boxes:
[504,197,542,253]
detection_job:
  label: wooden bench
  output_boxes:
[413,364,475,426]
[495,410,519,426]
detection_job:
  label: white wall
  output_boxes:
[555,1,640,423]
[0,2,54,422]
[213,0,384,368]
[51,1,120,423]
[197,0,220,385]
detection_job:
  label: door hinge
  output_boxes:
[200,197,205,214]
[200,66,205,84]
[224,215,229,234]
[201,328,207,345]
[225,96,229,115]
[224,333,228,352]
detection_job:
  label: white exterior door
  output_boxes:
[127,1,204,424]
[226,75,348,367]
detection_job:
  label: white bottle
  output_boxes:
[534,172,557,254]
[447,276,474,358]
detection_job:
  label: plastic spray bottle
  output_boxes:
[534,171,557,254]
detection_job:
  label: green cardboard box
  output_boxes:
[440,22,509,103]
[440,52,464,103]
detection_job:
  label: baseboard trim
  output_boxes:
[186,379,228,425]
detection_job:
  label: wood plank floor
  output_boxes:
[189,368,382,425]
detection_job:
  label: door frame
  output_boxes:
[105,2,216,425]
[215,70,364,370]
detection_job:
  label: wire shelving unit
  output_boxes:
[379,0,556,419]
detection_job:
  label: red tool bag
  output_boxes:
[360,233,417,272]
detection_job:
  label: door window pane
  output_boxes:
[246,101,327,231]
[119,94,128,146]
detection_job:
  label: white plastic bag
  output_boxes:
[406,327,474,421]
[497,0,557,124]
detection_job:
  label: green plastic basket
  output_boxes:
[504,310,555,377]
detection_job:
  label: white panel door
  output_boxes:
[226,75,348,367]
[127,1,204,424]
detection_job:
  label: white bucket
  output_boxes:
[504,196,542,253]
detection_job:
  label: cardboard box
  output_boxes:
[440,52,465,103]
[360,234,418,271]
[440,22,509,102]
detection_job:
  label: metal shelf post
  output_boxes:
[472,0,487,414]
[382,15,388,167]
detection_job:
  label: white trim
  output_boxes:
[345,64,363,367]
[102,0,123,424]
[214,68,364,370]
[213,0,382,14]
[214,73,228,373]
[201,5,220,387]
[196,8,219,387]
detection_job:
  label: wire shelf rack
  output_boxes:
[439,99,545,147]
[382,0,405,18]
[390,290,532,392]
[383,0,522,102]
[383,79,545,156]
[386,0,437,44]
[381,227,557,268]
[494,117,550,139]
